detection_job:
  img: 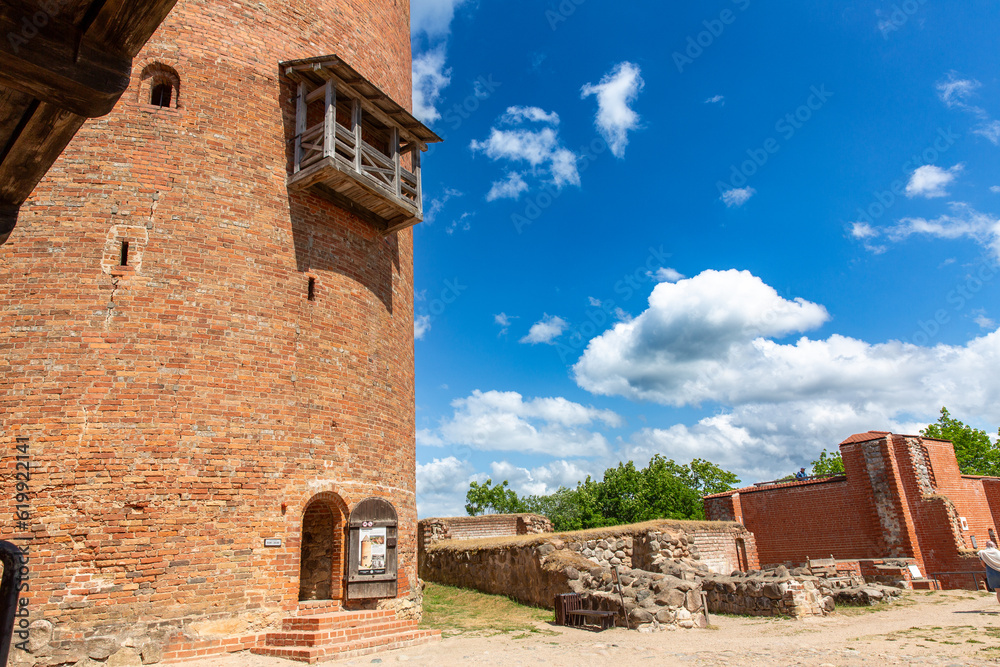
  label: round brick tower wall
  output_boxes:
[0,0,417,655]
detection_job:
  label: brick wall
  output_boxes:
[690,530,759,573]
[703,432,1000,590]
[417,514,554,571]
[723,478,886,565]
[0,0,422,658]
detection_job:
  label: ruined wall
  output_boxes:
[417,514,553,573]
[421,521,823,626]
[0,0,422,662]
[724,477,886,566]
[704,433,1000,590]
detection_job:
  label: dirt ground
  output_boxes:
[183,590,1000,666]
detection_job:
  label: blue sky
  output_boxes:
[407,0,1000,517]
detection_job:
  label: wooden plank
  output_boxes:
[89,0,179,56]
[0,7,131,118]
[294,81,307,173]
[0,202,18,245]
[391,126,402,199]
[0,101,86,205]
[324,80,336,159]
[352,99,362,173]
[413,147,422,214]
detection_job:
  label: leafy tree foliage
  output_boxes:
[921,407,1000,476]
[810,449,845,476]
[466,455,740,531]
[464,478,524,515]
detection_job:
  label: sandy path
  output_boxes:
[183,590,1000,666]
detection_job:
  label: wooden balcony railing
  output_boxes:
[282,56,441,235]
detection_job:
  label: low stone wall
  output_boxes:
[417,514,553,571]
[421,520,771,629]
[702,572,831,617]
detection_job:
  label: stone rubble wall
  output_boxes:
[421,520,787,631]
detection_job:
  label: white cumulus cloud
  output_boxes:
[653,267,685,283]
[721,187,755,207]
[414,314,431,340]
[520,314,569,345]
[906,164,963,198]
[471,122,580,189]
[581,62,645,158]
[416,456,476,517]
[486,172,529,201]
[502,106,560,125]
[429,389,621,458]
[411,0,468,40]
[854,204,1000,260]
[412,45,451,123]
[573,269,831,405]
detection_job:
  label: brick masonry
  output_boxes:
[0,0,422,660]
[704,432,995,589]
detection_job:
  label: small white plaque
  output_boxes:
[908,564,922,579]
[264,538,282,547]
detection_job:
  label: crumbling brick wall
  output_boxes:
[704,432,1000,590]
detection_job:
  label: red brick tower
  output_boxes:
[1,0,438,660]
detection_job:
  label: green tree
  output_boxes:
[464,478,524,515]
[810,449,845,476]
[681,458,742,495]
[466,455,741,529]
[921,407,1000,476]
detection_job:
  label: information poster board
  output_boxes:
[359,526,387,575]
[347,498,398,599]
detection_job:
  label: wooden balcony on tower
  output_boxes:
[281,56,442,235]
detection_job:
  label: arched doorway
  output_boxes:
[299,493,347,601]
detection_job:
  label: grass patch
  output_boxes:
[833,598,912,617]
[419,582,558,639]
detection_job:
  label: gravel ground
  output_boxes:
[182,590,1000,667]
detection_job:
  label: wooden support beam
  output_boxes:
[324,80,336,159]
[413,148,422,214]
[0,202,18,245]
[352,99,362,173]
[294,80,307,173]
[0,6,134,117]
[391,126,401,199]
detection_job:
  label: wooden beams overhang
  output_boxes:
[280,55,441,236]
[280,55,443,148]
[0,0,178,246]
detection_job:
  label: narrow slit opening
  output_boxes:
[119,241,130,266]
[307,277,316,301]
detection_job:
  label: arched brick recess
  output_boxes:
[299,492,349,601]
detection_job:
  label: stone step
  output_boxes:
[250,627,440,664]
[281,608,397,631]
[910,578,940,590]
[294,600,344,616]
[265,617,420,647]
